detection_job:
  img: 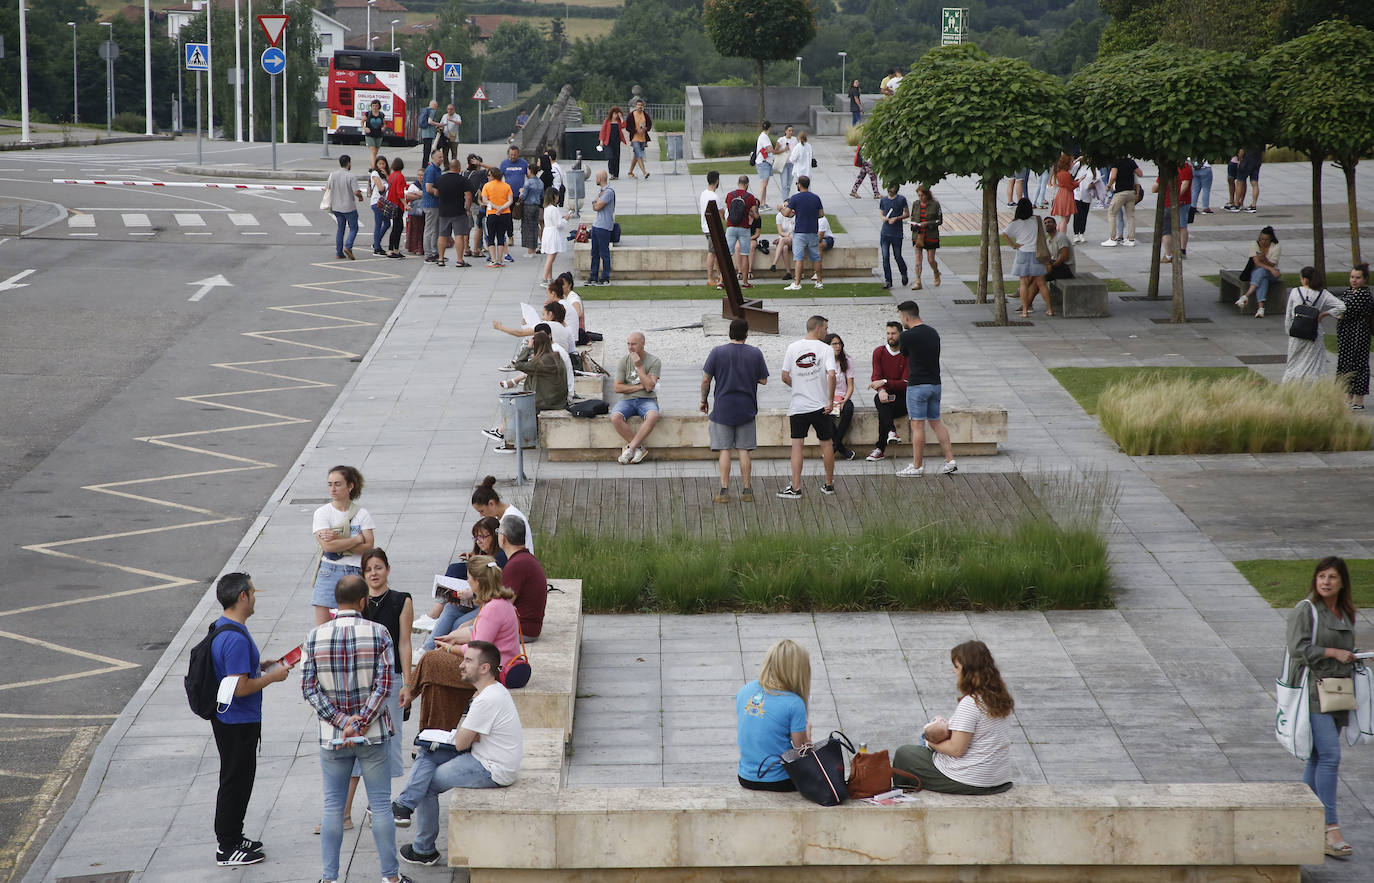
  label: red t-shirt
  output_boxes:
[724,189,758,228]
[386,170,408,207]
[501,548,547,638]
[1160,164,1193,207]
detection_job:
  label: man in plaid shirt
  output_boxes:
[301,574,412,883]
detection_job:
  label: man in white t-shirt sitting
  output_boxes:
[699,170,726,288]
[393,640,523,866]
[777,315,837,500]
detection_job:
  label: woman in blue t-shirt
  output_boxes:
[735,639,811,791]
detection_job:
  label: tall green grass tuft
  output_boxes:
[701,127,758,158]
[1097,374,1371,455]
[650,535,733,613]
[845,124,864,146]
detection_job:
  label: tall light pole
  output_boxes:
[18,1,32,143]
[366,0,377,51]
[206,1,214,140]
[233,0,244,141]
[144,0,153,134]
[838,51,846,104]
[247,0,254,141]
[101,21,114,136]
[69,22,80,125]
[391,20,399,52]
[795,56,802,88]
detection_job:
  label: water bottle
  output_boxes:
[859,742,868,754]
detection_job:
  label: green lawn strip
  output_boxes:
[1325,332,1374,354]
[617,214,847,236]
[578,282,890,300]
[963,277,1134,296]
[687,160,756,176]
[939,234,984,248]
[1049,366,1255,414]
[1201,272,1304,290]
[1234,559,1374,610]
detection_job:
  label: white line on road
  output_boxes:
[228,214,258,226]
[174,213,206,227]
[187,274,231,302]
[281,213,311,227]
[67,215,96,228]
[0,269,36,291]
[121,213,151,227]
[184,232,212,236]
[69,233,98,237]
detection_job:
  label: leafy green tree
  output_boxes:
[863,43,1070,326]
[485,21,553,91]
[1264,20,1374,269]
[702,0,818,118]
[1099,0,1278,56]
[1276,0,1374,40]
[1070,45,1267,321]
[396,0,483,125]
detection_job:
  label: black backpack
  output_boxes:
[727,194,749,226]
[185,620,248,720]
[567,398,609,418]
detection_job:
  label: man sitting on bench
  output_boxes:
[610,331,661,465]
[1042,217,1075,281]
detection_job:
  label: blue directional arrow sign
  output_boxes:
[443,62,463,82]
[185,42,209,72]
[261,46,286,76]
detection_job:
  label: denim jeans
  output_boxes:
[880,234,907,285]
[1303,710,1342,825]
[371,203,391,252]
[332,210,359,256]
[589,226,612,282]
[422,603,479,651]
[1252,266,1279,304]
[319,741,397,881]
[1031,169,1050,205]
[399,747,499,854]
[1192,165,1213,210]
[780,163,794,196]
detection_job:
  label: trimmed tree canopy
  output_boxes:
[1264,20,1374,167]
[703,0,818,117]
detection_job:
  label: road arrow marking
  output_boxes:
[0,269,36,291]
[187,274,232,302]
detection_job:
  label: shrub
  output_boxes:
[1097,374,1370,455]
[701,127,757,158]
[655,118,685,132]
[845,123,864,146]
[111,113,147,134]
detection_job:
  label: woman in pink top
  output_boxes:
[434,555,521,674]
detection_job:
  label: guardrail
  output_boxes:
[583,102,686,122]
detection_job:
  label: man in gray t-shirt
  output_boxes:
[325,155,363,261]
[589,170,617,284]
[610,331,660,464]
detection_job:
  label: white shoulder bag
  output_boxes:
[1275,600,1316,759]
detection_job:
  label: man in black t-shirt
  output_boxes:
[465,154,490,259]
[895,300,956,477]
[1102,157,1142,247]
[435,161,474,267]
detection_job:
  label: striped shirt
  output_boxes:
[301,611,394,747]
[933,695,1012,787]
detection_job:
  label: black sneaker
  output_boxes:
[776,485,802,499]
[392,800,413,827]
[235,836,263,852]
[216,844,265,866]
[820,483,836,495]
[400,843,440,865]
[480,427,504,442]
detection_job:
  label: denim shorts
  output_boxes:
[792,232,820,262]
[906,383,942,421]
[725,226,751,256]
[632,141,646,159]
[611,397,660,420]
[312,560,362,608]
[757,160,773,180]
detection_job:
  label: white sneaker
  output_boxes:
[1234,295,1249,310]
[865,449,885,461]
[1099,239,1117,247]
[939,459,958,475]
[784,282,802,291]
[1124,239,1137,247]
[897,464,925,476]
[810,273,819,281]
[813,282,824,290]
[631,446,648,464]
[887,431,901,444]
[1255,306,1265,318]
[617,445,634,465]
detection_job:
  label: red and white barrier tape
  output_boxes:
[52,179,324,191]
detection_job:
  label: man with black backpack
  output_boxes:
[199,572,291,866]
[724,175,760,289]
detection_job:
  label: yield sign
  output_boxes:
[472,86,487,101]
[258,14,288,47]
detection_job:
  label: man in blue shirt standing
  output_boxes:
[700,318,769,503]
[590,169,616,284]
[421,149,444,262]
[209,572,291,867]
[781,175,825,290]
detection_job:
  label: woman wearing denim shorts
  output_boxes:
[310,465,375,624]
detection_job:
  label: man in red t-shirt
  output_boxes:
[1154,162,1193,262]
[723,176,760,288]
[497,515,547,641]
[866,320,909,461]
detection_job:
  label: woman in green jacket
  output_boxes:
[1285,556,1359,858]
[486,331,567,452]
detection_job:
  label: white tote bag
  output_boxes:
[320,187,333,212]
[1344,663,1374,747]
[1275,601,1316,759]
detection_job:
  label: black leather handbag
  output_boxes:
[759,731,855,806]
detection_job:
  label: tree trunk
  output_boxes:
[756,58,766,121]
[1168,168,1186,323]
[1311,157,1325,285]
[977,179,991,304]
[1146,172,1166,300]
[1342,160,1362,265]
[990,180,1007,326]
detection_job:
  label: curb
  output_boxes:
[0,134,174,152]
[172,164,332,181]
[19,261,428,883]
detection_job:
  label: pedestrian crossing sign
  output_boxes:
[444,62,463,82]
[185,42,210,72]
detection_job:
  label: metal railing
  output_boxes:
[583,102,686,122]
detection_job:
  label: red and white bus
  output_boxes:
[324,49,420,145]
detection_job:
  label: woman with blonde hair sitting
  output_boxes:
[893,640,1014,794]
[735,639,811,791]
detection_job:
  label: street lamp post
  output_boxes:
[100,22,114,136]
[233,0,243,141]
[247,0,254,142]
[69,22,79,126]
[366,0,377,51]
[838,51,847,106]
[795,56,802,88]
[144,0,153,135]
[18,1,31,143]
[391,20,399,52]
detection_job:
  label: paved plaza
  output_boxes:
[21,138,1374,882]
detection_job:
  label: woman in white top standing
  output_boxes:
[1000,198,1053,318]
[368,156,392,256]
[539,189,570,285]
[310,465,376,625]
[755,121,776,209]
[1281,266,1346,383]
[774,125,799,197]
[892,640,1015,794]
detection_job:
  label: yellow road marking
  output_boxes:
[0,726,101,873]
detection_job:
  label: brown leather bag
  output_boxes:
[846,749,921,798]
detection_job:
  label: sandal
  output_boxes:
[1326,825,1353,857]
[455,261,470,268]
[912,281,923,290]
[436,258,447,267]
[932,269,941,286]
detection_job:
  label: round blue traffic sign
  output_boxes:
[261,47,286,76]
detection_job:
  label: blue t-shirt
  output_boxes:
[593,186,616,230]
[787,190,823,235]
[703,342,769,427]
[421,161,442,209]
[879,194,908,237]
[211,616,262,725]
[736,679,807,782]
[500,158,530,195]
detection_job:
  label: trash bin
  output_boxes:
[498,391,538,449]
[664,132,683,161]
[565,166,586,202]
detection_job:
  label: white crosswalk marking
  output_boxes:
[280,213,311,227]
[121,213,151,227]
[228,213,258,226]
[67,215,95,228]
[174,213,206,227]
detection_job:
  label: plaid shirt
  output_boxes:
[301,611,394,747]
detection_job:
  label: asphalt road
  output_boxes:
[0,140,417,882]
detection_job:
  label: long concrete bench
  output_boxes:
[574,245,877,279]
[539,406,1007,461]
[1048,272,1110,317]
[449,782,1323,880]
[1219,268,1245,303]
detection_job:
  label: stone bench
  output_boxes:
[1048,272,1110,318]
[449,782,1323,880]
[539,406,1007,461]
[1219,269,1245,303]
[574,245,876,279]
[512,578,582,742]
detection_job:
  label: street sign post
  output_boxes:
[257,14,288,47]
[473,86,488,143]
[444,62,462,82]
[185,42,208,71]
[941,7,968,45]
[262,48,286,171]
